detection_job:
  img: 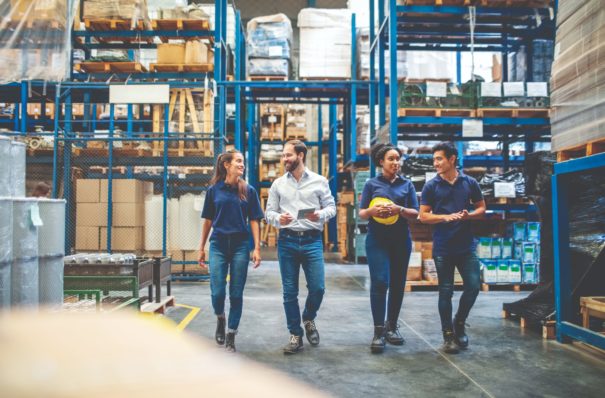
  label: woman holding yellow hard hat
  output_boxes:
[359,143,419,354]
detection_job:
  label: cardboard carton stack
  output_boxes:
[75,179,152,252]
[337,191,355,260]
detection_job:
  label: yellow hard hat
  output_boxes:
[369,197,399,225]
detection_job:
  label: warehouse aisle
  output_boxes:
[167,263,605,398]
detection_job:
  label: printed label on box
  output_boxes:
[494,182,516,198]
[503,82,525,97]
[426,82,447,98]
[462,119,483,137]
[526,82,548,97]
[481,83,502,97]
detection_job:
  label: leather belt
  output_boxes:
[280,229,321,238]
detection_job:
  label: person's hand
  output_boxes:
[382,204,401,218]
[279,213,294,225]
[252,248,261,269]
[459,209,470,220]
[369,203,386,218]
[443,212,463,223]
[198,250,208,272]
[305,211,320,222]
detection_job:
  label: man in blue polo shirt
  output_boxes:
[419,142,486,354]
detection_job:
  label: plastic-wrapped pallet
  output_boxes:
[357,28,407,80]
[197,3,236,49]
[246,14,292,77]
[298,8,352,79]
[550,0,605,151]
[83,0,151,29]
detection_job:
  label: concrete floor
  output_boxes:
[166,262,605,398]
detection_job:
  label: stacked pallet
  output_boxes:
[337,192,355,259]
[285,105,307,140]
[259,188,278,247]
[550,0,605,153]
[260,105,285,141]
[247,14,292,78]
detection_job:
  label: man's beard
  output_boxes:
[285,158,300,172]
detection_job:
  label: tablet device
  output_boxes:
[297,208,316,220]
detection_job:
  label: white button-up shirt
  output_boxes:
[265,168,336,231]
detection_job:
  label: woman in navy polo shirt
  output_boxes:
[359,143,419,354]
[199,150,264,353]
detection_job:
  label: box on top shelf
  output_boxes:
[298,8,352,79]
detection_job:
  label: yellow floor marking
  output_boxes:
[175,303,201,332]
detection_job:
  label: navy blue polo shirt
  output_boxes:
[421,172,483,256]
[360,174,419,238]
[201,180,264,239]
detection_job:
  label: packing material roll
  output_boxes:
[10,141,26,198]
[11,258,39,308]
[178,193,204,251]
[0,198,12,264]
[0,261,10,309]
[38,199,66,257]
[12,199,39,260]
[0,137,11,197]
[144,195,164,251]
[39,256,64,308]
[169,198,180,251]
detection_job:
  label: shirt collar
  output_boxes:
[287,167,310,180]
[378,173,404,184]
[435,170,464,184]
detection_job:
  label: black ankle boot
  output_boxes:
[454,316,468,349]
[370,325,386,354]
[385,321,405,346]
[442,330,459,354]
[225,332,236,353]
[215,315,226,345]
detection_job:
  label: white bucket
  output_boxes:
[11,258,39,308]
[0,198,12,263]
[39,256,64,308]
[178,193,204,251]
[0,136,11,197]
[144,195,164,251]
[0,261,11,309]
[12,198,39,260]
[38,199,66,257]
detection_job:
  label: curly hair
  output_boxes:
[370,142,402,166]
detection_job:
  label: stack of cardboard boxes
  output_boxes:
[75,179,152,252]
[337,192,355,260]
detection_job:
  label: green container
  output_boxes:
[398,82,477,109]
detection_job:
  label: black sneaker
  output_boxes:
[215,315,226,345]
[283,334,304,355]
[303,320,320,346]
[225,332,236,353]
[453,317,469,349]
[442,330,459,354]
[370,325,386,354]
[385,321,405,346]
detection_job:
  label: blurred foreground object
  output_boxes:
[0,311,328,398]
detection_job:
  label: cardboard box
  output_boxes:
[409,252,422,268]
[406,267,422,282]
[339,191,355,205]
[76,179,101,203]
[75,226,100,251]
[100,179,152,203]
[112,202,145,227]
[100,227,144,251]
[76,203,108,227]
[157,43,185,64]
[184,40,213,64]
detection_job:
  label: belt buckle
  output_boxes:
[297,231,305,237]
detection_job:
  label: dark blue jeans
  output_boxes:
[209,235,250,331]
[277,234,325,337]
[366,232,412,326]
[434,252,481,331]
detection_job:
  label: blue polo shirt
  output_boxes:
[360,174,418,238]
[421,172,483,256]
[201,180,264,239]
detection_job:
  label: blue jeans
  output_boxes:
[434,252,481,331]
[366,232,412,326]
[209,234,250,331]
[277,234,325,337]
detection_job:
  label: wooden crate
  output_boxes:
[555,138,605,162]
[580,297,605,330]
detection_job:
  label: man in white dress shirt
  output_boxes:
[265,140,336,355]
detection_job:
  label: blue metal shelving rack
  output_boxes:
[370,0,554,172]
[552,152,605,350]
[219,11,375,250]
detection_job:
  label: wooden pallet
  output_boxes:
[75,62,146,74]
[476,107,550,118]
[477,0,552,7]
[580,297,605,330]
[149,63,214,73]
[82,18,150,43]
[141,296,175,315]
[481,283,537,292]
[401,0,472,5]
[248,75,289,81]
[398,108,476,117]
[284,134,307,141]
[4,17,65,30]
[555,138,605,162]
[502,309,556,339]
[151,19,211,42]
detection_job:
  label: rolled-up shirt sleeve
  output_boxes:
[265,181,281,227]
[317,178,336,224]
